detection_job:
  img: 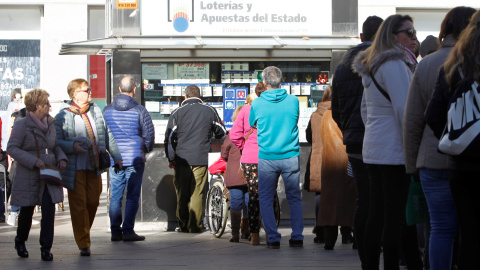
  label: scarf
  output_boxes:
[67,102,99,170]
[29,111,48,133]
[398,43,418,71]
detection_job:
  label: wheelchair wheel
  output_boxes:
[206,181,228,238]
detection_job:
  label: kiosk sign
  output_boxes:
[117,0,138,9]
[142,0,332,36]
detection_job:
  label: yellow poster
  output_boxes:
[117,0,137,9]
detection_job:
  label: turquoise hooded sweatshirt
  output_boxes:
[249,88,300,160]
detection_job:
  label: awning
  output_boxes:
[60,35,360,60]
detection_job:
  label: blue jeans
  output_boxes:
[109,163,145,236]
[229,187,249,212]
[258,156,303,243]
[11,205,20,212]
[419,168,457,270]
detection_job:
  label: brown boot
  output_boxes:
[250,232,260,245]
[229,210,241,242]
[241,218,250,239]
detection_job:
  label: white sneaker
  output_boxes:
[7,212,18,226]
[31,219,40,225]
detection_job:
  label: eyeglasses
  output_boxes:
[77,88,92,93]
[394,28,416,38]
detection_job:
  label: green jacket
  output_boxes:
[55,102,122,190]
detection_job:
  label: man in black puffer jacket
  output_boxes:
[331,15,383,270]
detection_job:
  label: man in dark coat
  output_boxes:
[331,15,383,269]
[165,84,226,233]
[104,76,155,241]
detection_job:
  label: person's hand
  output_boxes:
[73,142,87,153]
[35,158,46,170]
[113,160,123,174]
[169,161,176,169]
[57,160,67,170]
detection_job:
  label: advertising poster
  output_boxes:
[223,87,247,129]
[0,39,40,150]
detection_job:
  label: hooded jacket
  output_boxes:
[103,94,155,166]
[331,42,370,155]
[352,48,414,165]
[249,89,300,160]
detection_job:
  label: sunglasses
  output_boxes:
[394,28,416,38]
[77,88,92,93]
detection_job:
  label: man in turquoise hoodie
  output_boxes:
[249,66,304,248]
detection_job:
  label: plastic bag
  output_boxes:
[406,175,427,226]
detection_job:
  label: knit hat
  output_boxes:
[420,35,439,58]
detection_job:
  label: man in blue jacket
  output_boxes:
[249,66,303,248]
[103,76,155,241]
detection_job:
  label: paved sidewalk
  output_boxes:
[0,193,362,270]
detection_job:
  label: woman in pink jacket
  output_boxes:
[229,84,265,245]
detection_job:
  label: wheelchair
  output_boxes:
[205,171,281,238]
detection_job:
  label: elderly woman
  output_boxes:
[353,14,422,269]
[55,79,122,256]
[7,88,67,261]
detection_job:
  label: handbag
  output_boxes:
[34,134,63,186]
[98,151,111,170]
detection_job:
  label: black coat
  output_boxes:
[331,42,370,154]
[426,68,479,171]
[165,98,226,166]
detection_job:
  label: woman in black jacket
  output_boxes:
[426,10,480,269]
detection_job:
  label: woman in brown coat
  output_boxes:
[7,88,67,261]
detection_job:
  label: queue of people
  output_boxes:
[1,6,480,270]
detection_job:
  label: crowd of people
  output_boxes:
[1,6,480,270]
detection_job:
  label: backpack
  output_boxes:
[438,69,480,157]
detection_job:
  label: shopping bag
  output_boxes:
[406,175,427,226]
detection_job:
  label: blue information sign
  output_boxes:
[223,87,247,129]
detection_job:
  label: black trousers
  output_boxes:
[450,170,480,270]
[349,157,370,270]
[364,164,422,270]
[16,188,55,250]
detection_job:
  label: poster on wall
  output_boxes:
[223,87,247,130]
[174,62,209,79]
[0,39,40,150]
[142,63,168,80]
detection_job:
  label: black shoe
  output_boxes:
[111,234,123,241]
[313,235,325,244]
[267,241,280,249]
[80,247,91,256]
[175,227,188,233]
[342,233,353,244]
[15,238,29,258]
[324,245,334,250]
[123,233,145,241]
[41,249,53,261]
[289,239,303,247]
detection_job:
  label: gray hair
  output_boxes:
[185,84,201,98]
[262,66,282,89]
[119,76,136,93]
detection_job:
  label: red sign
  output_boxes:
[318,73,328,84]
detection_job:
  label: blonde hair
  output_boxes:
[232,105,244,122]
[246,93,258,104]
[361,14,414,73]
[24,88,50,112]
[322,85,332,102]
[67,78,89,99]
[444,10,480,88]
